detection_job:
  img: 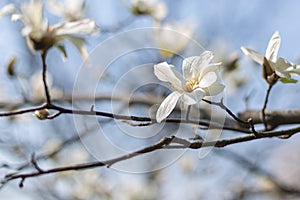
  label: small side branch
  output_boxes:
[31,153,44,173]
[262,84,274,130]
[41,51,51,105]
[202,98,251,127]
[0,105,46,117]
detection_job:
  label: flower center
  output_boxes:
[186,79,199,92]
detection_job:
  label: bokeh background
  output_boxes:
[0,0,300,199]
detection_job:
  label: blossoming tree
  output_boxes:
[0,0,300,199]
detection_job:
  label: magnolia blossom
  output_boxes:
[154,51,225,122]
[241,31,300,84]
[131,0,167,21]
[154,22,194,58]
[47,0,86,21]
[0,0,98,60]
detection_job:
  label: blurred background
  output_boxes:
[1,0,300,199]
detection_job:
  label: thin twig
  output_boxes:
[47,111,62,119]
[0,104,46,117]
[247,118,258,136]
[41,51,51,105]
[31,153,44,173]
[202,98,250,126]
[262,84,274,130]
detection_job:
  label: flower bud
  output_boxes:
[34,109,50,120]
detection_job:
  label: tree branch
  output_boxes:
[2,136,174,187]
[0,100,252,133]
[239,109,300,130]
[3,125,300,188]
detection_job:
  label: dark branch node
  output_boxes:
[31,153,44,173]
[19,178,25,188]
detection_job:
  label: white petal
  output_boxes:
[241,47,264,65]
[199,71,217,88]
[156,91,181,122]
[21,0,48,35]
[54,19,99,36]
[265,31,281,62]
[0,4,19,18]
[56,35,89,61]
[1,2,48,37]
[202,82,225,96]
[154,62,185,91]
[286,65,300,75]
[151,2,167,20]
[182,56,198,79]
[198,51,214,66]
[181,94,196,105]
[11,13,23,22]
[182,51,214,78]
[271,57,293,78]
[182,89,205,105]
[200,64,220,78]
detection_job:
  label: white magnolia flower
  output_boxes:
[241,31,300,84]
[154,22,194,58]
[131,0,167,21]
[0,0,98,60]
[47,0,86,22]
[154,51,225,122]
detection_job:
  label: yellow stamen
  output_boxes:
[186,80,199,92]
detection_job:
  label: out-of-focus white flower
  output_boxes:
[72,170,103,200]
[67,148,89,164]
[43,138,63,154]
[241,31,300,84]
[154,22,195,58]
[154,51,225,122]
[47,0,86,22]
[114,178,157,200]
[0,0,99,61]
[30,71,63,100]
[179,154,196,173]
[131,0,167,21]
